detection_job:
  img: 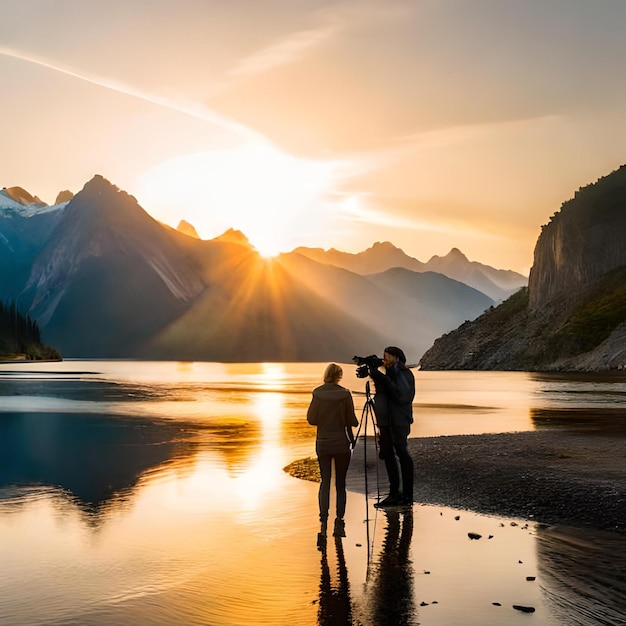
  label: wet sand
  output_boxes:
[388,430,625,532]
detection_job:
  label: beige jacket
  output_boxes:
[307,383,358,456]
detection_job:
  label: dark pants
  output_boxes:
[378,425,413,498]
[317,452,351,521]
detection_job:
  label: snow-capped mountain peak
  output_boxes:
[0,188,68,217]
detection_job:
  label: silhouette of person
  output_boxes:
[307,363,358,540]
[316,533,353,625]
[368,347,415,507]
[366,508,416,625]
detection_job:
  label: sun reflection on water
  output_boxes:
[231,391,285,510]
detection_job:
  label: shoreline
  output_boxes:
[0,357,63,364]
[287,429,626,532]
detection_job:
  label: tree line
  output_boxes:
[0,300,61,359]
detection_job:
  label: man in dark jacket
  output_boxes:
[368,346,415,507]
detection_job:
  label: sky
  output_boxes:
[2,0,626,273]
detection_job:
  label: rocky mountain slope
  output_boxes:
[420,164,626,371]
[19,176,206,356]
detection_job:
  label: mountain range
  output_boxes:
[420,164,626,371]
[0,176,526,362]
[292,244,524,301]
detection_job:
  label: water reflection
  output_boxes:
[364,509,417,626]
[535,525,626,625]
[530,407,626,435]
[0,411,192,516]
[317,535,353,625]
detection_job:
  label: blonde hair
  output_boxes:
[323,363,343,384]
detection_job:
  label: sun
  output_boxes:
[135,142,339,257]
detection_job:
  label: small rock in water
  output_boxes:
[526,576,536,581]
[492,602,501,606]
[488,535,494,539]
[512,605,536,613]
[423,570,431,574]
[468,532,482,540]
[510,522,518,527]
[420,601,429,606]
[431,600,438,604]
[454,515,460,521]
[356,543,362,547]
[518,560,523,564]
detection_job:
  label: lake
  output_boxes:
[0,361,624,625]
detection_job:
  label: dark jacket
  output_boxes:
[307,383,358,456]
[370,364,415,433]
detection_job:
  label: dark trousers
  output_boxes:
[317,452,351,521]
[378,425,414,498]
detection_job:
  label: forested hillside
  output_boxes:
[0,300,61,360]
[420,165,626,371]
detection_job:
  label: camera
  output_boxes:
[352,354,384,378]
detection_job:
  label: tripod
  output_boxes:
[353,380,381,570]
[354,381,379,498]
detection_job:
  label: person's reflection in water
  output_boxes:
[317,533,353,625]
[366,508,416,626]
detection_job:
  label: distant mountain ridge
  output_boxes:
[293,242,526,301]
[1,174,504,361]
[420,164,626,371]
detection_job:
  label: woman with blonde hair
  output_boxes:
[307,363,358,539]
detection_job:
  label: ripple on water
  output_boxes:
[537,526,626,626]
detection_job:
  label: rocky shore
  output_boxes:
[287,429,626,532]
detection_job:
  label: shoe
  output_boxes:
[399,496,413,506]
[374,494,400,508]
[333,518,346,537]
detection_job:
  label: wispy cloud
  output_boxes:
[0,45,260,142]
[331,191,509,241]
[226,21,339,80]
[224,0,410,84]
[332,195,449,233]
[395,114,560,149]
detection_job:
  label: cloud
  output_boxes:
[0,45,260,142]
[333,194,455,234]
[393,114,561,150]
[227,22,339,80]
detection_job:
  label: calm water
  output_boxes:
[0,361,624,625]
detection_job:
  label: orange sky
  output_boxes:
[2,1,626,273]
